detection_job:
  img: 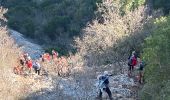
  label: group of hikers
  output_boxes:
[96,50,146,100]
[13,50,69,76]
[14,49,145,100]
[127,50,146,84]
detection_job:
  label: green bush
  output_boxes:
[7,19,21,31]
[153,0,170,14]
[140,15,170,100]
[4,0,100,40]
[22,19,36,37]
[119,0,145,15]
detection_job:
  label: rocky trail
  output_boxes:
[24,65,140,100]
[10,30,140,100]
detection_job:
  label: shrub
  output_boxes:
[140,15,170,100]
[153,0,170,15]
[75,0,149,66]
[119,0,145,15]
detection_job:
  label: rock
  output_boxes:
[111,87,132,97]
[115,93,123,98]
[10,30,44,59]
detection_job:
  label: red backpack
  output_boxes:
[132,56,137,66]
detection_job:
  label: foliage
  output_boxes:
[119,0,145,15]
[2,0,101,39]
[75,0,149,66]
[152,0,170,15]
[140,15,170,100]
[0,7,26,99]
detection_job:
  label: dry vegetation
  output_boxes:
[0,7,51,100]
[0,0,159,99]
[0,7,25,99]
[75,0,151,67]
[0,7,84,99]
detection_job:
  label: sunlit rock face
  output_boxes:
[9,30,44,59]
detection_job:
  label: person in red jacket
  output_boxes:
[128,51,137,77]
[46,53,51,61]
[26,59,33,73]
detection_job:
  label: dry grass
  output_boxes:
[0,26,56,100]
[0,7,32,99]
[0,26,25,99]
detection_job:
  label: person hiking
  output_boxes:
[26,59,33,73]
[52,50,58,59]
[128,51,137,77]
[19,55,25,66]
[96,71,113,100]
[43,53,51,62]
[23,52,29,61]
[33,60,41,75]
[137,60,146,84]
[40,54,45,62]
[46,53,51,61]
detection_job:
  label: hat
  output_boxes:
[104,71,109,76]
[27,56,31,60]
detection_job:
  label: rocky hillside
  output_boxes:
[0,0,170,100]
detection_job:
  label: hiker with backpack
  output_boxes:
[19,55,25,66]
[43,53,51,62]
[23,52,31,61]
[128,51,137,77]
[96,71,113,100]
[33,60,41,75]
[52,50,58,59]
[137,59,146,84]
[26,59,33,73]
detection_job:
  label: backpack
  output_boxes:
[132,56,137,66]
[33,62,41,70]
[139,61,145,70]
[128,56,137,66]
[98,75,109,89]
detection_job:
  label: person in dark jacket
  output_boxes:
[138,60,146,84]
[96,71,113,100]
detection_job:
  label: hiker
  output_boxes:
[52,50,58,59]
[46,53,51,61]
[19,55,25,66]
[23,52,29,61]
[96,71,113,100]
[40,54,45,62]
[128,51,137,76]
[33,60,41,75]
[26,59,33,73]
[137,60,146,84]
[43,53,51,62]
